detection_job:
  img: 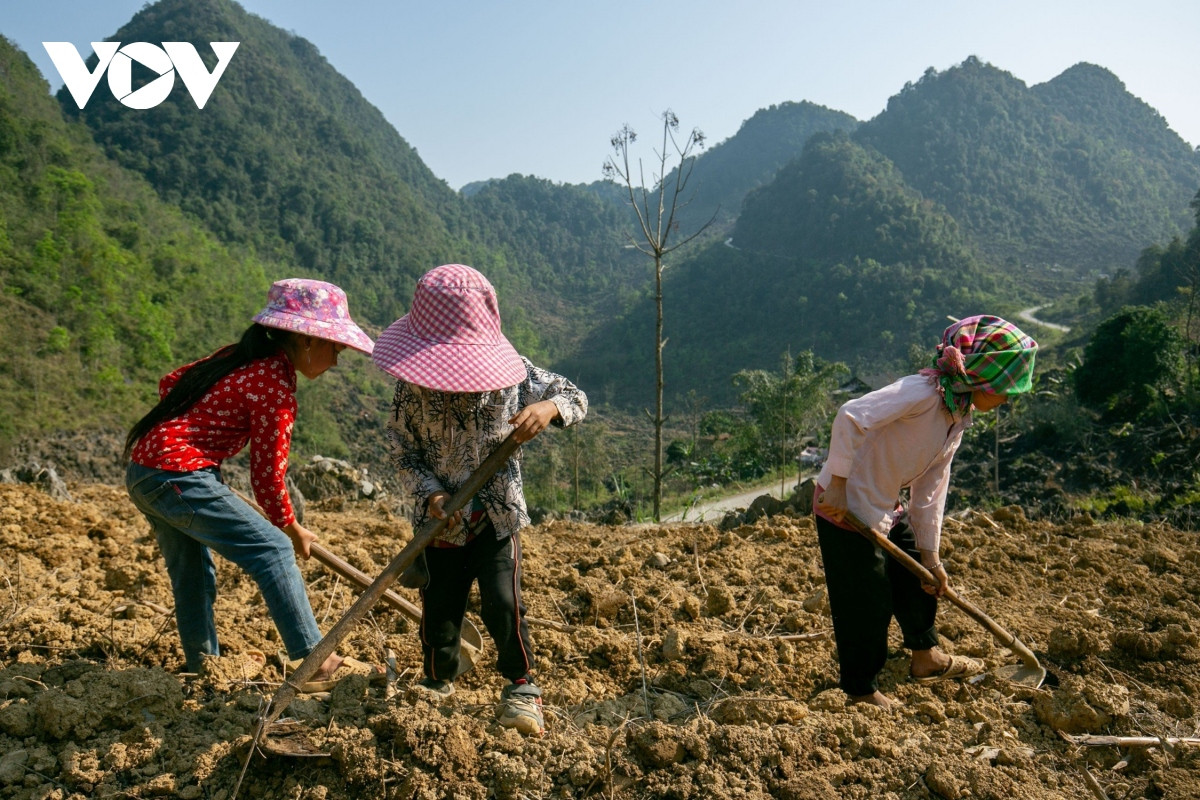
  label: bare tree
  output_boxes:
[603,110,712,521]
[680,389,707,454]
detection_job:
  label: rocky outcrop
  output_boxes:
[293,456,385,503]
[0,462,73,502]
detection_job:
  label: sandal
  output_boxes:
[279,652,384,693]
[911,654,985,683]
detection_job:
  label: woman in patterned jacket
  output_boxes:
[124,279,376,690]
[373,264,587,736]
[814,315,1038,709]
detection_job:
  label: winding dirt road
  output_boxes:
[1018,305,1071,332]
[665,475,802,522]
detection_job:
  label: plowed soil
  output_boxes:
[2,482,1199,799]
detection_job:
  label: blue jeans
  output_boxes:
[125,463,322,673]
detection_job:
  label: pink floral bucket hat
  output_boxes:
[252,279,374,354]
[372,264,526,392]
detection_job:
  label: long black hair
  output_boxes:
[123,324,292,460]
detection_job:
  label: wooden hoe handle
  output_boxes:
[843,511,1041,669]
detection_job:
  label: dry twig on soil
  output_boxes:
[1063,733,1200,748]
[584,716,635,800]
[527,615,573,631]
[771,630,831,642]
[1,568,24,630]
[629,591,651,719]
[1081,767,1110,799]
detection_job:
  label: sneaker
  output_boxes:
[497,679,544,735]
[408,678,455,702]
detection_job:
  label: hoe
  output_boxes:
[845,511,1047,689]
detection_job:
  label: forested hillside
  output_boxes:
[462,175,643,353]
[56,0,658,367]
[573,56,1200,406]
[62,0,474,330]
[856,57,1200,276]
[0,35,271,451]
[566,132,1001,405]
[670,100,861,233]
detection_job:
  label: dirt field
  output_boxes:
[2,481,1199,799]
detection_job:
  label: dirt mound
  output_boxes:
[2,483,1199,798]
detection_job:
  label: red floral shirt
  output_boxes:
[131,351,298,527]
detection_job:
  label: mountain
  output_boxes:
[673,100,860,233]
[565,56,1200,407]
[58,0,659,366]
[565,132,1001,406]
[0,34,271,451]
[9,0,1199,443]
[733,132,980,275]
[463,175,643,350]
[62,0,479,330]
[855,57,1200,277]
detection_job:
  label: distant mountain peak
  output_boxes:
[1044,62,1126,90]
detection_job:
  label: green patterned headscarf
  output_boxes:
[920,315,1038,417]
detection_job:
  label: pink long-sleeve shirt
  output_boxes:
[816,375,971,552]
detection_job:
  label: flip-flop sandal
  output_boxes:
[279,652,384,693]
[912,654,985,683]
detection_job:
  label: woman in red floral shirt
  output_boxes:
[124,279,375,687]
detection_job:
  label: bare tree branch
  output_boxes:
[603,110,712,521]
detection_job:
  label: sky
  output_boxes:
[5,0,1199,191]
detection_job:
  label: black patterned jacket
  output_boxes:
[386,357,587,544]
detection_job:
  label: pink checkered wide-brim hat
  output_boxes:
[252,279,374,354]
[372,264,526,392]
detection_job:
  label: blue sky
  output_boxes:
[5,0,1199,190]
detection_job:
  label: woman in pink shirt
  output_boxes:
[124,279,375,687]
[814,316,1037,709]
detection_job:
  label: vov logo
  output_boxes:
[42,42,240,110]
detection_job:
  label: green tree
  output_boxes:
[1181,190,1200,400]
[603,110,713,521]
[1074,306,1186,419]
[733,350,847,493]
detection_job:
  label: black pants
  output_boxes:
[419,520,533,683]
[816,513,939,696]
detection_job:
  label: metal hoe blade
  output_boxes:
[255,720,330,759]
[993,661,1048,688]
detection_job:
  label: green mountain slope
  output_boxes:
[463,175,644,350]
[855,57,1200,275]
[674,100,860,233]
[63,0,475,328]
[566,133,1000,405]
[58,0,653,367]
[0,35,270,450]
[563,57,1200,410]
